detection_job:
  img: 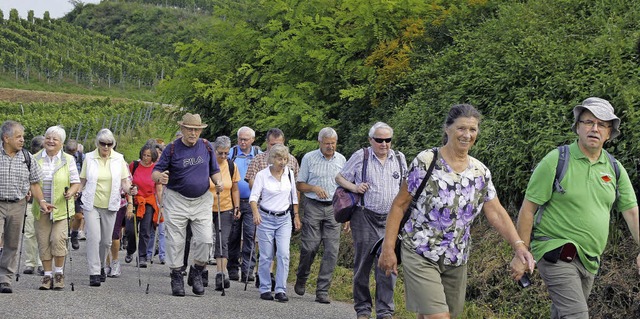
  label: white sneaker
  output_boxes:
[109,260,121,278]
[78,230,86,240]
[105,266,112,277]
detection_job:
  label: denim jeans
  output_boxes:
[227,200,256,275]
[147,222,166,261]
[256,212,292,294]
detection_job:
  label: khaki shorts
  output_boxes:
[402,244,467,317]
[35,216,68,260]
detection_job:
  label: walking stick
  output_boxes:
[15,198,29,282]
[146,186,164,294]
[216,191,225,296]
[133,211,141,287]
[64,187,75,291]
[244,224,258,291]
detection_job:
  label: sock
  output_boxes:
[44,271,53,277]
[54,267,64,274]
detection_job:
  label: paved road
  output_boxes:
[2,241,356,319]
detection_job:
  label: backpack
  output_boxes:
[131,160,140,176]
[22,148,31,172]
[533,144,620,227]
[227,158,235,179]
[230,145,261,161]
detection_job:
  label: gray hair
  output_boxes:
[30,135,45,154]
[214,136,232,150]
[1,120,23,140]
[95,128,116,148]
[237,126,255,138]
[268,144,289,164]
[318,127,338,141]
[368,122,393,138]
[65,139,79,153]
[45,125,66,144]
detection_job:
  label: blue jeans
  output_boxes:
[256,212,292,294]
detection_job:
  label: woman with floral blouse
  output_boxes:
[377,104,535,319]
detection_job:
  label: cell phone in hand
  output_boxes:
[518,272,531,288]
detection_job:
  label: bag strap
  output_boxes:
[22,148,31,172]
[360,147,369,206]
[397,148,438,235]
[288,168,294,205]
[394,151,403,187]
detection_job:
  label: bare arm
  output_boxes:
[621,206,640,274]
[483,197,535,279]
[296,181,329,200]
[377,181,412,276]
[335,173,368,194]
[508,198,539,280]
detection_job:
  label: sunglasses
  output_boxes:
[99,141,114,147]
[372,137,392,144]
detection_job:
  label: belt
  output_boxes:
[0,198,20,203]
[259,206,289,217]
[309,198,332,206]
[240,198,250,203]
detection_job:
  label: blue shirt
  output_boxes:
[154,138,220,198]
[228,145,261,199]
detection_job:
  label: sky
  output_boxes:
[0,0,101,20]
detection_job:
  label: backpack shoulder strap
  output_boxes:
[252,146,261,156]
[394,151,403,187]
[230,145,238,161]
[554,145,570,194]
[22,148,31,172]
[227,158,235,179]
[360,147,369,206]
[131,160,140,176]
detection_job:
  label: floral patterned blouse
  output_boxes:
[401,148,496,266]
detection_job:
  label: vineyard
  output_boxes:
[0,8,174,89]
[0,99,165,148]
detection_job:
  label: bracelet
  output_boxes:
[514,240,526,247]
[40,199,46,203]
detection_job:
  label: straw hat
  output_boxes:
[177,113,208,129]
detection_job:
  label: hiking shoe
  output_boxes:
[109,260,122,278]
[0,282,12,293]
[37,266,44,276]
[228,271,239,281]
[78,230,86,240]
[274,292,288,303]
[89,275,101,287]
[187,265,205,295]
[125,254,133,263]
[171,269,185,297]
[202,269,209,288]
[294,279,306,296]
[241,272,255,283]
[100,268,107,282]
[315,294,331,304]
[260,292,274,300]
[53,273,65,290]
[23,266,35,275]
[224,274,230,289]
[215,273,223,291]
[71,234,80,250]
[159,258,166,265]
[139,257,147,268]
[39,276,53,290]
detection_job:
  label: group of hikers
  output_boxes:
[0,97,639,319]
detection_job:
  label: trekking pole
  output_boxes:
[64,187,75,291]
[244,224,258,291]
[216,191,225,296]
[146,186,165,294]
[133,211,141,287]
[15,198,29,282]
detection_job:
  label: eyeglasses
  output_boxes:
[579,120,611,129]
[238,138,253,142]
[99,141,114,147]
[216,151,229,156]
[372,137,392,144]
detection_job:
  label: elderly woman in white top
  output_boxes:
[80,129,135,287]
[250,144,301,302]
[32,126,81,290]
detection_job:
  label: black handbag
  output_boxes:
[371,148,438,265]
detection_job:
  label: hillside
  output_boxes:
[0,8,174,92]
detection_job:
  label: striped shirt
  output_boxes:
[297,149,346,202]
[0,143,43,200]
[339,147,407,215]
[245,150,299,184]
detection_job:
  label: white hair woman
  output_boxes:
[250,144,301,302]
[80,129,135,287]
[32,125,81,290]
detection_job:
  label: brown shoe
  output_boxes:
[53,273,65,290]
[39,276,52,290]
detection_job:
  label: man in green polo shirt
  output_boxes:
[510,97,640,319]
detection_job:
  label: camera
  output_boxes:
[518,272,531,288]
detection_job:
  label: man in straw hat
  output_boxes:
[153,113,224,296]
[510,97,640,318]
